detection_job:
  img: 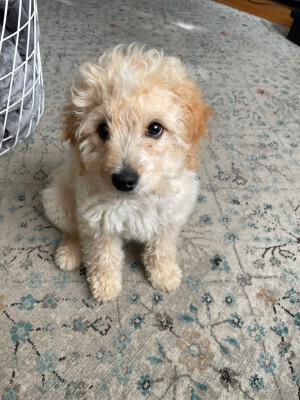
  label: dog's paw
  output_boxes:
[55,237,81,271]
[148,263,182,292]
[87,271,122,301]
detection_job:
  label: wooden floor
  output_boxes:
[213,0,294,27]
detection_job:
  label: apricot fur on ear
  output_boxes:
[176,79,212,171]
[60,100,87,176]
[61,61,102,145]
[61,103,78,145]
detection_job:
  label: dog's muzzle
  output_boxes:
[111,169,139,192]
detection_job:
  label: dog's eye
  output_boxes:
[98,123,109,140]
[146,122,164,138]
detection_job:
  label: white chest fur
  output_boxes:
[76,170,198,242]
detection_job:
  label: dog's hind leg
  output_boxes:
[42,165,77,235]
[42,165,81,270]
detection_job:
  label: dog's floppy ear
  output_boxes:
[61,60,103,143]
[61,62,101,175]
[60,98,87,175]
[176,79,211,171]
[61,102,79,145]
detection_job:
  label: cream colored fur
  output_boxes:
[42,44,210,301]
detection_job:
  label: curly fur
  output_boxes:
[42,44,210,301]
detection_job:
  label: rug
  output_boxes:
[0,0,299,399]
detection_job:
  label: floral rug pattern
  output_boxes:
[0,0,299,399]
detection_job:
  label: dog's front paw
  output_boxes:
[55,236,81,271]
[148,263,182,292]
[87,270,122,301]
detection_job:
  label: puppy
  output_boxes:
[42,44,210,301]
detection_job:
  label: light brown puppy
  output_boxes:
[42,44,210,301]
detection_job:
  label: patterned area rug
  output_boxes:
[0,0,299,399]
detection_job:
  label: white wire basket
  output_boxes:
[0,0,44,155]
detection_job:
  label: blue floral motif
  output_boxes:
[177,304,204,328]
[70,352,81,364]
[197,194,207,203]
[3,388,19,400]
[9,205,18,214]
[263,203,272,210]
[199,214,213,225]
[25,272,44,288]
[219,215,232,225]
[15,192,26,202]
[126,291,141,305]
[247,323,266,342]
[249,374,264,392]
[53,271,70,289]
[222,336,240,350]
[269,257,281,267]
[237,273,252,287]
[294,313,300,331]
[253,259,264,269]
[130,313,145,330]
[281,268,298,285]
[228,197,240,205]
[246,185,259,194]
[202,292,214,305]
[137,375,154,396]
[14,234,24,243]
[248,221,258,230]
[100,382,108,391]
[65,382,77,397]
[10,321,32,343]
[129,261,142,272]
[27,235,36,244]
[36,350,58,373]
[83,298,98,309]
[72,318,89,333]
[146,356,163,365]
[151,292,164,305]
[113,329,132,350]
[222,293,236,307]
[95,349,106,363]
[281,345,291,356]
[113,362,134,383]
[228,313,244,329]
[210,254,231,271]
[190,387,202,400]
[224,232,239,243]
[42,295,58,310]
[257,353,277,374]
[186,276,201,292]
[270,319,288,336]
[284,288,300,304]
[40,235,50,243]
[19,294,36,311]
[45,323,54,333]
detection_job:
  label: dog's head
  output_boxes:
[63,44,211,196]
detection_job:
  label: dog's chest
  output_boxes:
[78,172,198,242]
[83,196,177,241]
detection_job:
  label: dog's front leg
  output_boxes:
[82,232,124,301]
[142,226,182,292]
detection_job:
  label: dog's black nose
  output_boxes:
[112,169,139,192]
